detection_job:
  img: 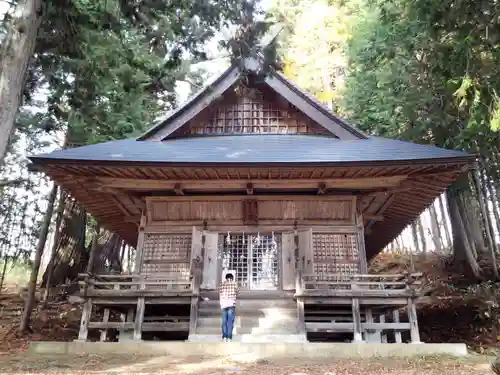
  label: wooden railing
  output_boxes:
[77,272,195,297]
[296,272,422,293]
[294,271,423,343]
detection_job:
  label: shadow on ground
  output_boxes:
[0,353,494,374]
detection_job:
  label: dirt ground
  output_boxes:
[0,353,494,375]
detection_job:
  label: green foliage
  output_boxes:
[342,0,500,152]
[25,0,263,145]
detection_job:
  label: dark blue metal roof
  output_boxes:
[29,135,473,165]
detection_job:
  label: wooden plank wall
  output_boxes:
[140,196,366,282]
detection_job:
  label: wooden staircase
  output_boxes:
[188,291,307,343]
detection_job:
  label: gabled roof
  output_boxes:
[30,135,474,166]
[138,57,368,141]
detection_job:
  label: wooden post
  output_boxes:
[188,272,201,339]
[356,213,368,273]
[297,297,306,337]
[133,212,147,273]
[295,268,303,294]
[392,309,402,343]
[77,298,92,341]
[100,308,110,342]
[133,278,145,340]
[119,308,135,342]
[351,298,363,343]
[76,224,100,342]
[364,308,380,343]
[407,298,421,343]
[379,313,388,343]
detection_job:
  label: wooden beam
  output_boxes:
[124,215,140,224]
[89,322,189,331]
[246,182,254,195]
[363,214,384,221]
[306,322,411,331]
[317,183,326,195]
[174,183,184,195]
[297,289,416,298]
[85,175,409,191]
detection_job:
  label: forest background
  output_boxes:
[0,0,499,339]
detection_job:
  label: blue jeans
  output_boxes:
[221,306,236,339]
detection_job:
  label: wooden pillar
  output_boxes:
[133,279,146,340]
[100,308,110,342]
[188,272,201,339]
[133,212,147,273]
[119,308,135,342]
[364,308,380,343]
[77,298,92,341]
[351,298,363,343]
[407,298,421,343]
[392,309,402,343]
[379,313,388,343]
[297,297,306,337]
[77,224,100,342]
[356,213,368,273]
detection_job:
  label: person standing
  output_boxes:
[219,272,239,342]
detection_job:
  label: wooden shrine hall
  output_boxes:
[29,55,476,344]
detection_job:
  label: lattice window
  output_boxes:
[188,94,331,136]
[312,233,360,281]
[220,233,280,290]
[313,233,359,261]
[140,234,191,281]
[221,234,249,288]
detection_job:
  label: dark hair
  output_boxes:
[225,273,234,281]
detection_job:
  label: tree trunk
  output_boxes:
[411,221,420,253]
[417,217,427,255]
[42,191,66,307]
[457,194,480,260]
[0,255,9,294]
[438,194,452,250]
[428,203,442,252]
[446,189,482,279]
[472,170,499,279]
[19,183,58,334]
[484,174,500,239]
[0,0,43,162]
[395,236,402,252]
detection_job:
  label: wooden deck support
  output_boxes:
[76,225,100,342]
[188,273,201,338]
[407,297,421,343]
[77,298,92,341]
[351,298,363,342]
[299,272,423,343]
[393,309,402,343]
[379,313,388,343]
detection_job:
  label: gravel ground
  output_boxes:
[0,353,494,374]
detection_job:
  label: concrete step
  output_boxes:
[188,333,307,343]
[198,301,297,318]
[200,290,295,301]
[195,326,298,335]
[197,315,298,329]
[199,298,296,310]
